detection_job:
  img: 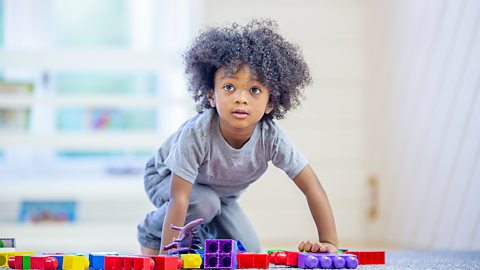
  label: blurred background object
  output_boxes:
[0,0,478,253]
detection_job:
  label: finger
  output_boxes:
[310,242,321,253]
[298,241,306,252]
[319,244,328,253]
[303,241,313,252]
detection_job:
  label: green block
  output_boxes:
[267,249,285,254]
[22,256,31,270]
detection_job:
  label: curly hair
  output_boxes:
[183,19,312,120]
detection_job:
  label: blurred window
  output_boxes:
[0,0,197,179]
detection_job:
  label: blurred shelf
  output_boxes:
[0,95,189,108]
[0,132,166,149]
[0,49,181,71]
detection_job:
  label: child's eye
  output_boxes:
[223,85,234,91]
[250,87,262,94]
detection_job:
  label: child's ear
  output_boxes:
[207,90,216,107]
[265,103,274,114]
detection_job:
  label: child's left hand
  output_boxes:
[298,240,338,253]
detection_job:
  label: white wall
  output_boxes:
[368,0,480,250]
[203,0,371,248]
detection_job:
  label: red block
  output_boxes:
[285,251,299,267]
[7,256,21,269]
[123,256,155,270]
[269,252,287,265]
[30,256,58,270]
[148,255,182,270]
[237,253,269,269]
[105,255,124,270]
[345,250,385,265]
[268,251,298,267]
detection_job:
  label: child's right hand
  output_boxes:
[298,240,338,253]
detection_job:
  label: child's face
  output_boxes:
[208,65,273,133]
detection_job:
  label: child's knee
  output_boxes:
[187,185,221,222]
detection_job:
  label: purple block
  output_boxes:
[319,255,332,268]
[298,253,358,269]
[204,239,238,269]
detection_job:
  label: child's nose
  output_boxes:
[234,89,248,104]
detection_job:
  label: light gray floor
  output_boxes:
[269,251,480,270]
[353,251,479,270]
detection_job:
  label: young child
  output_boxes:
[137,19,338,255]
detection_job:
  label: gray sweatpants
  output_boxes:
[137,158,261,252]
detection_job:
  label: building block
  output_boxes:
[285,251,300,267]
[298,253,358,269]
[0,251,35,268]
[126,256,155,270]
[266,249,285,254]
[7,255,23,269]
[236,253,269,269]
[104,255,123,270]
[62,255,89,270]
[269,251,298,267]
[89,252,118,270]
[236,241,247,252]
[204,239,238,269]
[30,256,59,270]
[50,255,64,270]
[269,251,286,264]
[22,255,31,270]
[181,254,202,269]
[344,251,385,265]
[147,255,182,270]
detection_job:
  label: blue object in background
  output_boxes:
[18,200,77,223]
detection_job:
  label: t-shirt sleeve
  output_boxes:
[268,125,309,179]
[164,126,206,184]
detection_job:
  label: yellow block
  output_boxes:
[181,254,202,269]
[62,255,89,270]
[0,251,35,268]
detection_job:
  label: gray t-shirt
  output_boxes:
[154,109,308,197]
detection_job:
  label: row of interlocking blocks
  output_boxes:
[298,253,358,269]
[7,254,89,270]
[343,250,385,265]
[0,251,35,268]
[269,250,359,269]
[269,249,385,268]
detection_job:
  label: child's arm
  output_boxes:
[159,173,193,254]
[293,164,339,253]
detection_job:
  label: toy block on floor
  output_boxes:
[269,251,286,264]
[0,251,35,268]
[181,254,202,269]
[344,251,385,265]
[89,252,119,270]
[7,255,23,269]
[147,255,182,270]
[236,253,269,269]
[269,251,299,267]
[123,256,156,270]
[30,256,59,270]
[62,255,89,270]
[298,253,358,269]
[104,255,123,270]
[204,239,238,269]
[50,255,63,270]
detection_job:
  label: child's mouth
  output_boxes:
[232,109,249,119]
